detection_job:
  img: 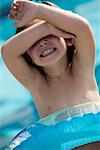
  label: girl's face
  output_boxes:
[27,35,67,67]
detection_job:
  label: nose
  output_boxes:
[39,40,48,48]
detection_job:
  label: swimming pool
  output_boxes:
[0,0,100,149]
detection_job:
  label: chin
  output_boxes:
[35,59,58,67]
[37,53,62,67]
[37,55,66,67]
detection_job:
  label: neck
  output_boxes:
[43,55,68,79]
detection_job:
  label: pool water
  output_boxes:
[0,0,100,149]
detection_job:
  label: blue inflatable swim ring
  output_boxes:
[5,102,100,150]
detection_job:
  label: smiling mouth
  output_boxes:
[40,47,57,57]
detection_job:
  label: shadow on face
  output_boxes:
[73,142,100,150]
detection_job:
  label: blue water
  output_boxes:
[0,0,100,149]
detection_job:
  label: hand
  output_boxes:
[47,23,76,39]
[8,0,39,28]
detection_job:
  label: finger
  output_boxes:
[8,14,14,20]
[11,2,19,8]
[13,0,21,4]
[17,2,24,12]
[15,12,23,20]
[8,14,18,20]
[9,6,22,20]
[10,9,18,15]
[8,9,20,20]
[11,2,24,12]
[8,12,16,20]
[11,5,17,11]
[54,30,72,39]
[15,0,25,9]
[11,5,18,11]
[10,2,19,12]
[10,9,18,16]
[61,32,75,39]
[64,33,75,39]
[58,30,75,39]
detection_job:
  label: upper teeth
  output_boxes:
[41,48,56,57]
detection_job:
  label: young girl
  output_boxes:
[2,0,100,149]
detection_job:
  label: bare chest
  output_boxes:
[32,75,91,117]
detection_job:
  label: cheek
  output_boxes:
[59,37,67,52]
[28,47,36,58]
[60,38,67,54]
[30,49,40,65]
[27,47,42,65]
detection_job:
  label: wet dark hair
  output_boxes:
[15,0,76,77]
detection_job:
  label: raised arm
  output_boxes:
[38,3,96,73]
[2,21,49,57]
[1,21,50,93]
[10,0,95,75]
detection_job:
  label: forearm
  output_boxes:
[37,3,89,35]
[2,21,50,57]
